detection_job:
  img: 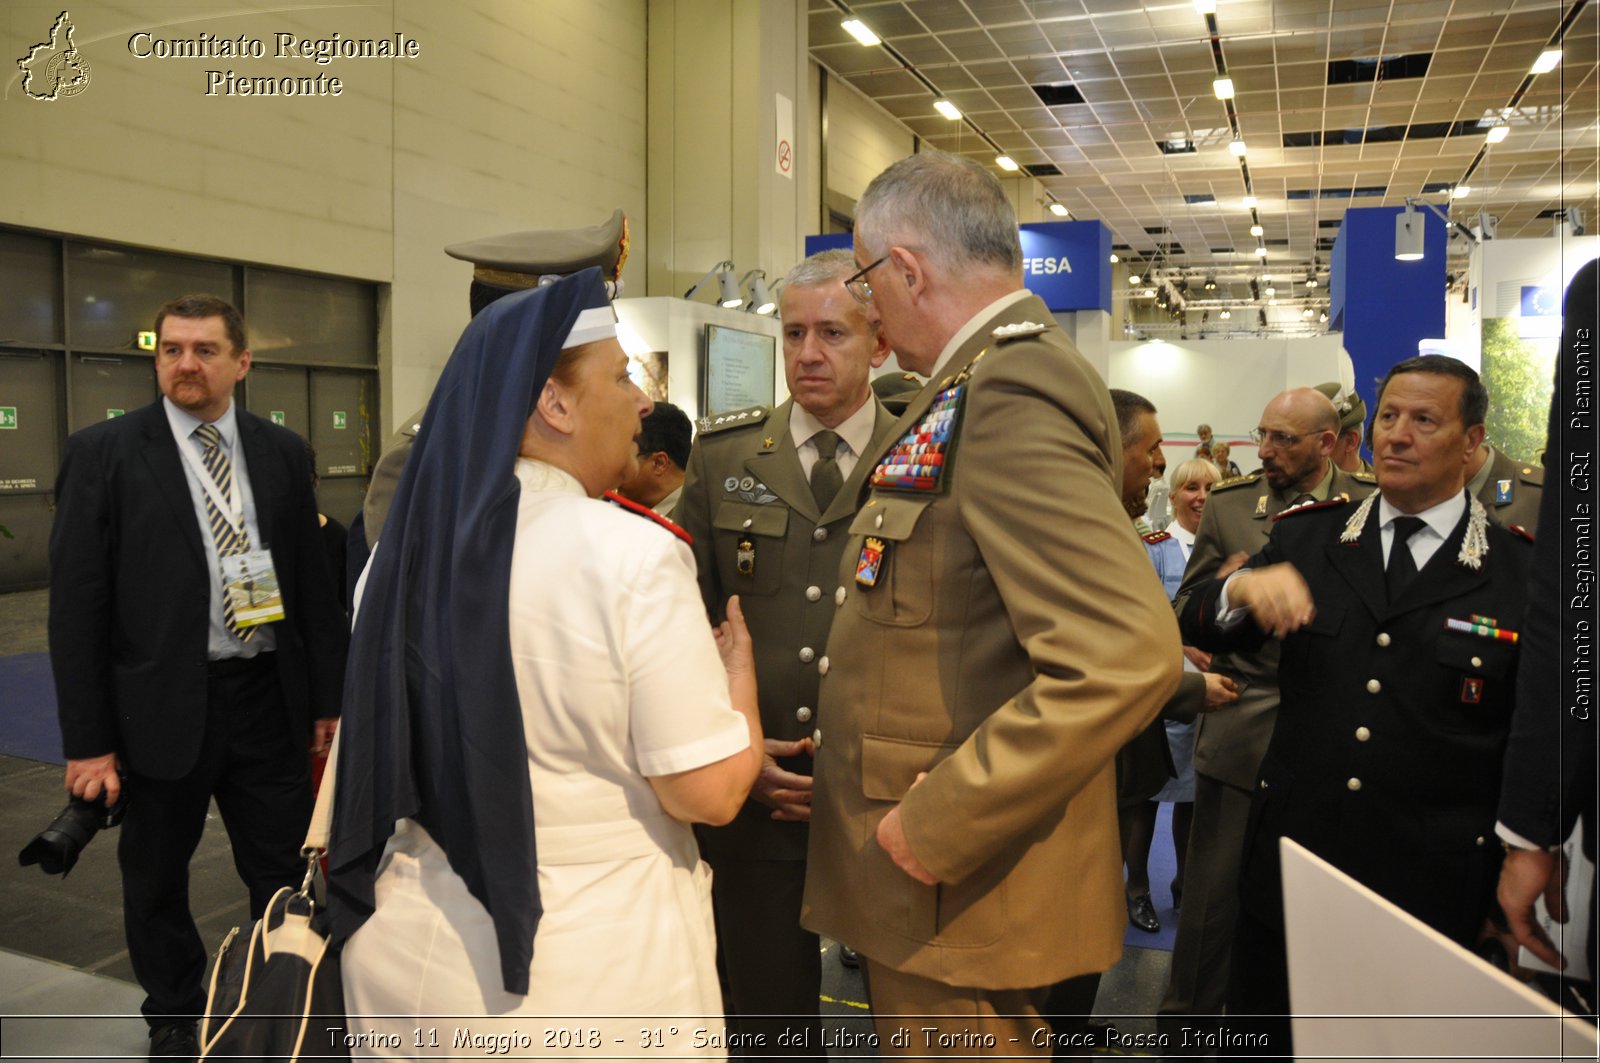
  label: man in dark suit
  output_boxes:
[675,249,899,1053]
[1496,259,1598,1008]
[50,293,348,1060]
[1180,355,1533,1057]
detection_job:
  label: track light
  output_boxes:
[1253,246,1268,257]
[741,270,775,315]
[1229,138,1247,157]
[1303,307,1314,318]
[1395,203,1425,261]
[1531,49,1562,75]
[996,155,1020,172]
[1145,288,1157,297]
[841,19,881,46]
[1128,273,1142,285]
[1486,125,1509,143]
[1219,309,1231,320]
[1305,274,1319,288]
[1204,275,1217,290]
[933,99,962,120]
[1213,77,1235,100]
[1249,223,1264,237]
[1319,311,1329,323]
[684,260,744,307]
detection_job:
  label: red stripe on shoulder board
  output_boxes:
[602,491,694,546]
[1509,524,1535,543]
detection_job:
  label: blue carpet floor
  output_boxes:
[0,652,62,765]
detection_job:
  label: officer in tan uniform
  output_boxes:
[674,249,899,1054]
[1466,442,1543,533]
[802,150,1181,1053]
[1314,380,1372,476]
[1157,387,1376,1044]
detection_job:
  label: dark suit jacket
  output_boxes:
[49,399,348,780]
[1181,493,1533,944]
[1498,258,1598,857]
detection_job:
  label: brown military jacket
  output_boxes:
[1470,444,1543,534]
[1175,463,1377,789]
[802,294,1182,989]
[675,398,899,862]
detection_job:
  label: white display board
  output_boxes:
[1282,839,1597,1061]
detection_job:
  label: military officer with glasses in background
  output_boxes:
[1158,387,1375,1046]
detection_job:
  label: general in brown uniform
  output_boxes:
[802,150,1181,1055]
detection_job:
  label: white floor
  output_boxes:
[0,949,148,1062]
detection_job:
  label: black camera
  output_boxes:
[18,792,127,877]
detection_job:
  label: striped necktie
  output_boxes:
[193,424,254,642]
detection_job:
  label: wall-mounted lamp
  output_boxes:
[1395,203,1425,261]
[684,261,743,308]
[741,270,777,315]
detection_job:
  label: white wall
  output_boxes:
[1108,334,1350,470]
[614,296,784,427]
[1,1,649,435]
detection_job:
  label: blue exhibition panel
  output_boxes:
[805,219,1112,313]
[1329,205,1447,411]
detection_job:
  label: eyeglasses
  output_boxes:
[1249,427,1303,449]
[843,255,889,305]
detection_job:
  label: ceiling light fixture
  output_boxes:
[1048,202,1070,217]
[1145,288,1157,297]
[1204,275,1217,290]
[933,99,962,120]
[1395,201,1425,261]
[1109,252,1120,264]
[1265,285,1276,296]
[1229,138,1248,157]
[840,19,881,47]
[1213,77,1235,100]
[996,154,1020,172]
[1305,274,1319,288]
[1253,246,1268,257]
[1128,273,1142,285]
[1303,307,1315,318]
[1219,309,1231,320]
[1451,185,1472,199]
[1320,311,1329,323]
[1531,48,1562,75]
[1242,195,1257,208]
[1249,223,1264,237]
[1195,0,1217,13]
[1486,125,1509,143]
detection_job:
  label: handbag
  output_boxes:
[199,730,349,1061]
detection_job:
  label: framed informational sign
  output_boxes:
[703,324,775,415]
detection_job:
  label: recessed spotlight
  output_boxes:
[933,99,962,120]
[1531,49,1562,75]
[996,154,1020,171]
[1242,195,1257,208]
[1486,125,1509,143]
[1229,138,1248,157]
[840,19,881,47]
[1249,223,1264,237]
[1048,202,1070,217]
[1213,77,1235,100]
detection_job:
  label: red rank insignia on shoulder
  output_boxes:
[602,490,694,546]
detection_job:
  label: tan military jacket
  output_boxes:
[802,294,1182,989]
[1471,445,1543,534]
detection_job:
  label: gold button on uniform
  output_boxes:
[1471,656,1483,669]
[796,706,812,723]
[1355,727,1371,742]
[1375,633,1391,647]
[806,586,822,602]
[799,647,815,663]
[1347,778,1362,791]
[1366,679,1381,694]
